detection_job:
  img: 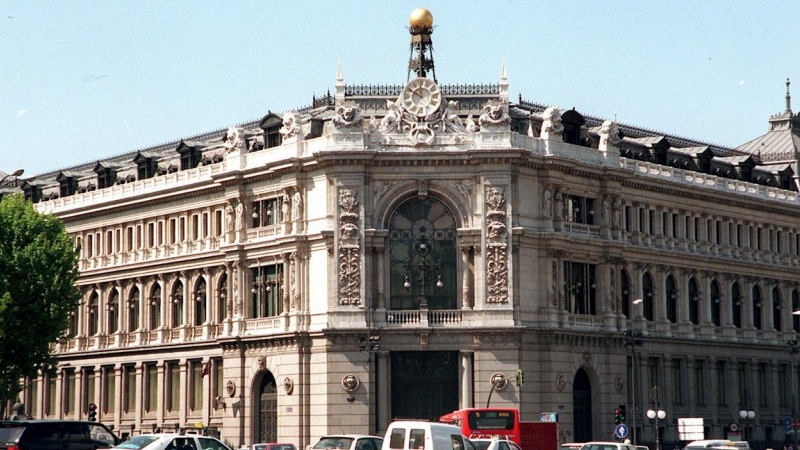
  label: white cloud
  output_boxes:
[17,109,26,116]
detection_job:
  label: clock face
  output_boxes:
[402,77,443,117]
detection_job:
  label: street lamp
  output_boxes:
[738,409,755,441]
[647,386,666,450]
[788,340,800,449]
[0,168,24,189]
[624,329,644,444]
[403,236,443,308]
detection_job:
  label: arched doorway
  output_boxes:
[255,371,277,443]
[573,369,592,442]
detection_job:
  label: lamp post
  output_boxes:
[624,329,644,444]
[403,236,443,308]
[647,386,666,450]
[738,409,755,441]
[789,340,800,448]
[0,168,24,189]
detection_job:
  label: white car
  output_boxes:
[469,439,521,450]
[114,433,232,450]
[312,435,384,450]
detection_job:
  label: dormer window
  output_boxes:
[93,162,118,189]
[56,172,81,197]
[176,141,204,170]
[561,109,586,146]
[259,113,283,149]
[134,152,158,180]
[21,182,42,203]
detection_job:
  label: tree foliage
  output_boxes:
[0,194,80,417]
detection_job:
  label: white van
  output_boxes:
[683,441,751,450]
[382,421,476,450]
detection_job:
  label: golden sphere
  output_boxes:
[409,8,433,29]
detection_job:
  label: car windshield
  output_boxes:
[0,425,26,442]
[253,445,266,450]
[471,442,491,450]
[313,438,355,450]
[114,435,160,449]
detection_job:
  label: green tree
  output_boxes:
[0,194,80,417]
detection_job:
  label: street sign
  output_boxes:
[614,424,629,439]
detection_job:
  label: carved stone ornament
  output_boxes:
[556,373,567,391]
[257,355,266,370]
[583,351,593,367]
[490,372,508,391]
[279,111,302,141]
[332,101,363,129]
[615,375,624,393]
[341,374,360,392]
[540,107,564,139]
[478,100,510,130]
[226,380,236,398]
[338,189,361,306]
[598,120,621,149]
[485,186,509,304]
[284,377,294,395]
[223,125,246,153]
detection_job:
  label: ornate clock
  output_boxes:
[401,77,443,117]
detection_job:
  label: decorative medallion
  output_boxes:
[332,102,363,129]
[615,375,624,393]
[490,372,508,391]
[226,380,236,398]
[341,374,360,392]
[556,373,567,391]
[284,377,294,395]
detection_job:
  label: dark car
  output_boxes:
[0,420,120,450]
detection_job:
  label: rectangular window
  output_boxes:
[190,360,203,411]
[145,364,158,412]
[716,221,722,245]
[157,221,164,246]
[192,215,199,241]
[253,197,283,227]
[64,370,75,415]
[778,230,783,254]
[106,230,113,255]
[647,357,659,391]
[46,376,57,416]
[758,363,768,406]
[169,219,176,245]
[87,234,94,258]
[672,213,678,238]
[136,224,142,250]
[202,213,210,238]
[738,224,743,248]
[716,361,726,406]
[28,377,38,418]
[215,210,223,237]
[694,361,705,406]
[103,367,116,414]
[167,362,180,412]
[737,362,747,408]
[662,211,669,236]
[639,208,646,233]
[728,223,734,246]
[562,262,597,315]
[624,206,631,232]
[179,218,186,242]
[685,216,690,240]
[214,360,224,400]
[83,369,95,414]
[780,365,789,407]
[671,359,682,405]
[148,223,155,248]
[124,365,136,413]
[251,264,285,318]
[126,227,134,252]
[694,217,700,241]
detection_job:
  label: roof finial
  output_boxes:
[337,60,343,84]
[786,78,792,114]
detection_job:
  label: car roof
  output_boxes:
[0,420,106,425]
[318,435,382,439]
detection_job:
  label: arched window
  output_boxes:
[793,289,800,333]
[87,292,98,336]
[217,275,228,323]
[621,270,631,319]
[149,284,162,330]
[688,278,700,325]
[665,275,677,323]
[732,283,742,328]
[107,290,119,334]
[388,197,457,310]
[642,273,654,321]
[194,278,207,325]
[773,287,782,331]
[128,287,140,332]
[752,285,762,330]
[710,280,721,327]
[171,281,184,327]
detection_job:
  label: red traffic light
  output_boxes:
[614,409,620,414]
[88,403,97,411]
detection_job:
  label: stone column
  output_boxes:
[460,352,474,409]
[135,363,144,433]
[461,246,472,310]
[156,361,165,428]
[376,352,391,433]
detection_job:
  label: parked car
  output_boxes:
[253,443,297,450]
[580,442,638,450]
[382,421,475,450]
[560,444,584,450]
[113,433,231,450]
[469,438,521,450]
[0,419,120,450]
[312,435,384,450]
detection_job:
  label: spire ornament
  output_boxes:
[786,78,792,115]
[407,8,436,82]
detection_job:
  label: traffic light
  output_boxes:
[515,369,524,386]
[614,407,621,425]
[88,403,97,422]
[619,404,626,424]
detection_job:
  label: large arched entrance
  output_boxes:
[255,371,277,443]
[573,369,592,442]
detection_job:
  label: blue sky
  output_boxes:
[2,1,799,176]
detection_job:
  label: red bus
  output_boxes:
[439,408,520,443]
